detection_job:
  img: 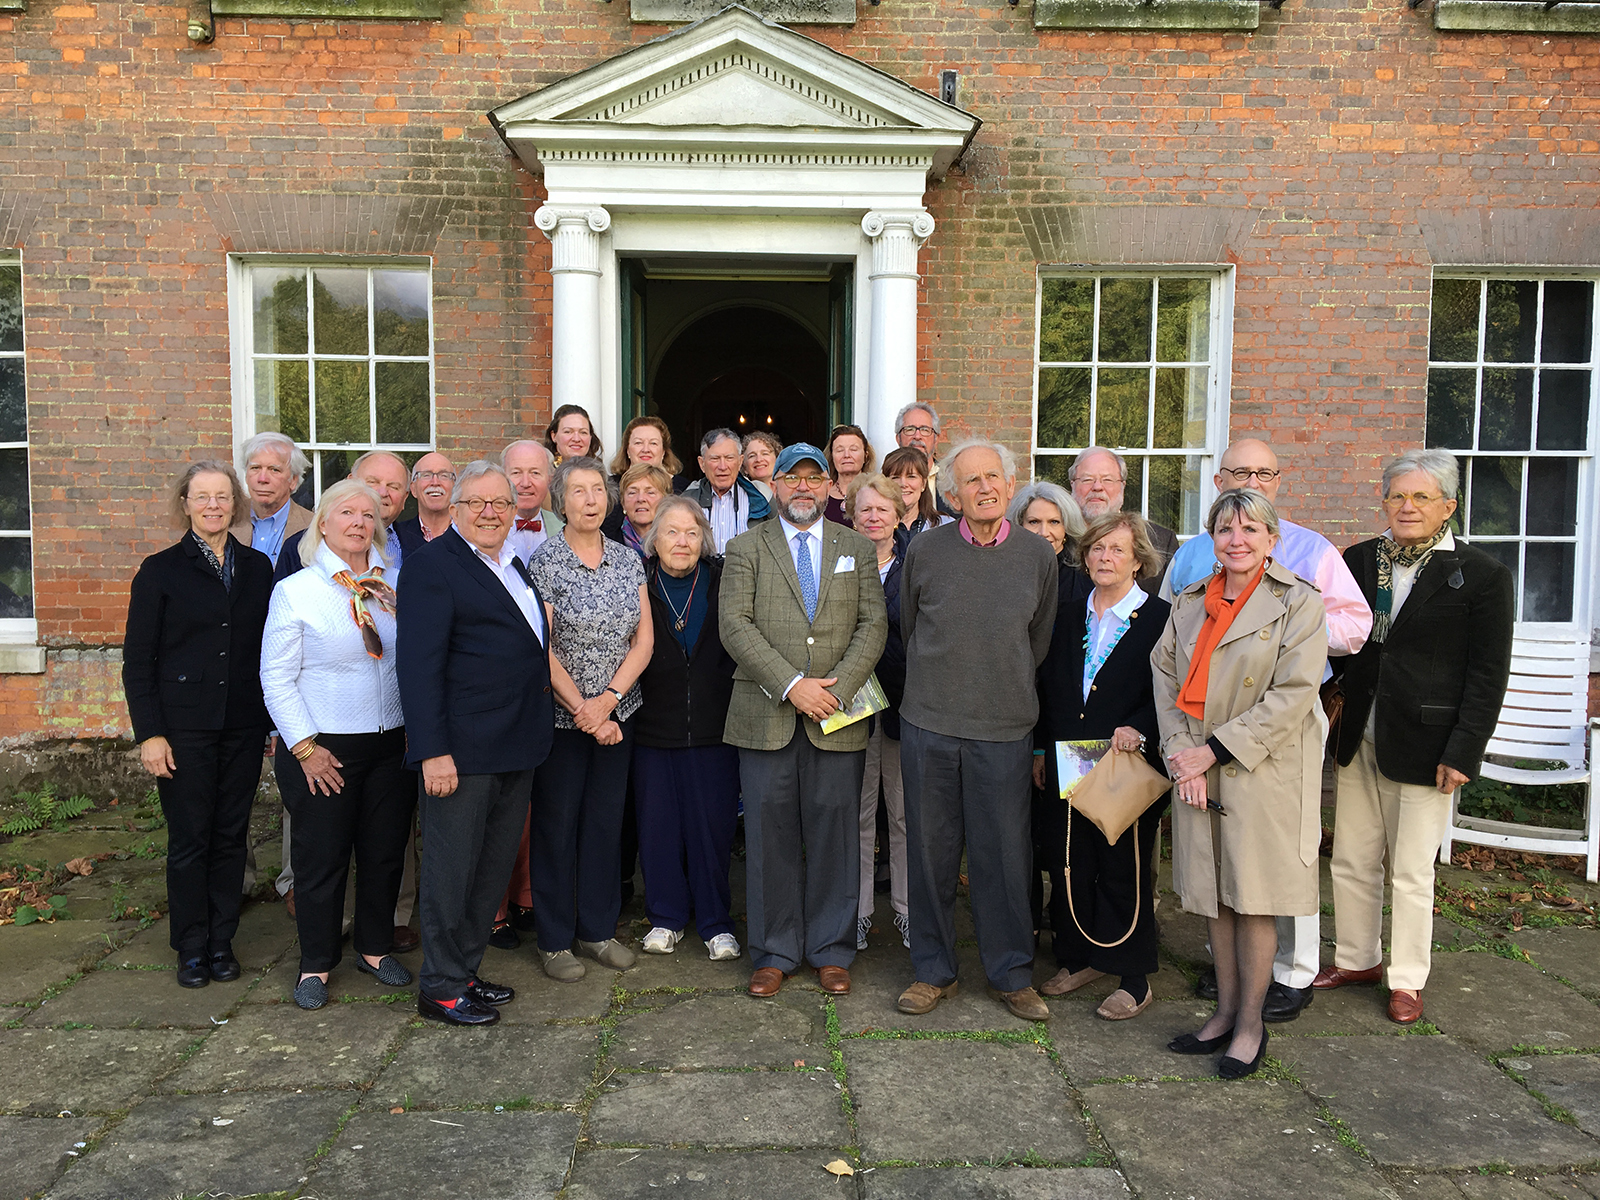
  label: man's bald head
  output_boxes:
[1215,438,1282,503]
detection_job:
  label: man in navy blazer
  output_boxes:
[397,460,555,1027]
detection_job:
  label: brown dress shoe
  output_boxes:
[1041,966,1106,996]
[1000,986,1051,1022]
[391,925,420,954]
[1311,964,1382,990]
[898,980,958,1015]
[748,967,788,998]
[1387,989,1424,1025]
[283,887,296,920]
[816,965,851,994]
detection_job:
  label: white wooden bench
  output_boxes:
[1440,631,1600,884]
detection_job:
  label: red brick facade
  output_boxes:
[1,0,1596,742]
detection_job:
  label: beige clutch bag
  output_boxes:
[1067,746,1171,847]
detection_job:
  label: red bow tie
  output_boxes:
[516,517,542,532]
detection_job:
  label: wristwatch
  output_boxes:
[605,687,624,702]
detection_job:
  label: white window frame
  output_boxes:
[1425,269,1599,637]
[227,255,437,497]
[0,252,34,647]
[1030,266,1233,537]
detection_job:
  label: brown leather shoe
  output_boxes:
[1000,986,1051,1022]
[748,967,788,998]
[1311,964,1382,990]
[1041,966,1106,996]
[898,980,958,1015]
[283,887,296,920]
[1387,988,1424,1025]
[816,966,851,995]
[391,925,420,954]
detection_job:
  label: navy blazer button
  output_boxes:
[543,685,551,693]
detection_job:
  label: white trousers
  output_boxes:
[858,724,907,921]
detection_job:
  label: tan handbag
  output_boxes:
[1063,747,1172,949]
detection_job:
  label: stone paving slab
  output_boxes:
[305,1109,581,1200]
[0,921,129,1006]
[1284,1035,1600,1168]
[1424,952,1600,1051]
[0,1027,195,1114]
[1086,1079,1393,1200]
[1278,982,1408,1036]
[589,1071,849,1149]
[1517,1054,1600,1136]
[24,963,256,1029]
[623,937,760,993]
[615,992,827,1070]
[1033,962,1192,1006]
[860,1166,1132,1198]
[44,1090,350,1200]
[845,1037,1090,1165]
[106,900,298,972]
[1050,1001,1241,1083]
[161,999,410,1094]
[372,1023,597,1110]
[0,1115,99,1200]
[565,1148,856,1199]
[1516,928,1600,1000]
[833,946,1037,1035]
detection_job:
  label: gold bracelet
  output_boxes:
[292,740,318,762]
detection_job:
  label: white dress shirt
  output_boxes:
[460,525,547,647]
[260,542,404,747]
[776,515,826,700]
[504,509,552,567]
[1082,584,1147,701]
[708,485,749,555]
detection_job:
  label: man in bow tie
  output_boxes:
[503,439,563,565]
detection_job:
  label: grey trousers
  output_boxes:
[902,721,1036,993]
[740,717,863,973]
[418,769,533,1001]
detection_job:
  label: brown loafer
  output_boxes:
[1096,988,1154,1021]
[999,985,1051,1022]
[898,979,958,1015]
[1387,988,1424,1025]
[748,967,788,998]
[1041,966,1106,996]
[1312,964,1382,990]
[391,925,420,954]
[816,965,851,994]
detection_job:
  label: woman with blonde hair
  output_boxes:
[603,462,674,558]
[608,415,685,483]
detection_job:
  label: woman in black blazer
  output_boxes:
[123,461,273,989]
[1033,512,1171,1020]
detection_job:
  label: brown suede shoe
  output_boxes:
[748,967,788,998]
[1041,966,1106,996]
[1000,986,1051,1022]
[1095,988,1154,1021]
[1312,964,1382,990]
[816,965,851,995]
[1387,988,1424,1025]
[391,925,420,954]
[897,980,959,1015]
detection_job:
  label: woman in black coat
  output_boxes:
[631,495,743,961]
[122,461,273,989]
[1033,512,1171,1020]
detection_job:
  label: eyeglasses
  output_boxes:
[457,496,513,514]
[1383,492,1446,508]
[775,473,830,489]
[414,470,457,483]
[1074,475,1123,489]
[900,424,935,437]
[1220,467,1280,483]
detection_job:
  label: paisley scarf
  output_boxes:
[330,566,398,659]
[1373,526,1448,644]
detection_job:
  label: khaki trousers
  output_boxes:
[1330,738,1451,992]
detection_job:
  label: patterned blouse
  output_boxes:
[529,532,646,730]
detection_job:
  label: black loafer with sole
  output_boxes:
[177,956,210,989]
[418,992,500,1026]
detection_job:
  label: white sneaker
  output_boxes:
[894,910,910,949]
[641,927,683,955]
[856,915,871,951]
[705,933,741,961]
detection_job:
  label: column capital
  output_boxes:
[861,210,935,281]
[535,205,612,275]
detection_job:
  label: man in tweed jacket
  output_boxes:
[719,443,887,1000]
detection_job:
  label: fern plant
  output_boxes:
[0,784,95,836]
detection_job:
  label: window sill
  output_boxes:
[630,0,854,21]
[0,2,25,12]
[1434,0,1600,32]
[0,645,45,675]
[1035,0,1260,29]
[208,0,443,18]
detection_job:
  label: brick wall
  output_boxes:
[1,0,1596,740]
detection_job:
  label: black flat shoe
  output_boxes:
[509,904,536,933]
[487,920,520,950]
[1219,1027,1269,1080]
[1261,981,1313,1023]
[1194,966,1218,1001]
[209,948,241,982]
[177,956,210,989]
[294,976,328,1011]
[1168,1025,1235,1055]
[418,992,499,1026]
[355,955,414,987]
[466,976,514,1006]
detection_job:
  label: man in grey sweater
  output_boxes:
[896,440,1059,1023]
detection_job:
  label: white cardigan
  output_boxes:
[261,542,404,747]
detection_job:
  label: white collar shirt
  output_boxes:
[505,510,552,566]
[1082,584,1147,701]
[456,524,547,647]
[778,514,824,584]
[1365,528,1454,741]
[708,485,748,555]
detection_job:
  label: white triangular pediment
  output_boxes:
[598,54,876,129]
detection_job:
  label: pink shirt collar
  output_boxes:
[958,517,1010,547]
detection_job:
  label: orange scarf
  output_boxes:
[1177,564,1267,720]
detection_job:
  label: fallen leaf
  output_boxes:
[63,858,94,877]
[824,1160,855,1177]
[390,1106,405,1114]
[793,1060,806,1067]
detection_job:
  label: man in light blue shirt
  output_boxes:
[230,431,313,568]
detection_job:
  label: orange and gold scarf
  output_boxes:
[331,567,398,659]
[1176,564,1266,720]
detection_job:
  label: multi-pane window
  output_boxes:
[1033,272,1223,534]
[246,263,434,498]
[0,259,30,625]
[1426,276,1596,625]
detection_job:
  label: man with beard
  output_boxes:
[719,443,887,999]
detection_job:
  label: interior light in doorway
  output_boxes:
[766,416,773,425]
[738,414,747,425]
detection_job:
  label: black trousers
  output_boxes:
[1052,798,1168,978]
[530,719,636,952]
[278,728,414,974]
[1030,784,1068,950]
[157,724,267,957]
[419,769,533,1001]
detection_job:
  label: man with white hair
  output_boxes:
[896,440,1059,1023]
[894,402,954,517]
[230,432,312,567]
[1068,447,1179,593]
[502,439,563,565]
[275,450,411,585]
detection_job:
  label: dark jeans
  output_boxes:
[1052,798,1168,978]
[278,728,413,974]
[157,725,267,957]
[634,743,740,941]
[530,719,636,952]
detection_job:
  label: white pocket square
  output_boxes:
[834,556,855,573]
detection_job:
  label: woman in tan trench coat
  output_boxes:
[1152,489,1327,1079]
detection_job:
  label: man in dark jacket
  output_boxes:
[683,428,771,555]
[1316,449,1514,1027]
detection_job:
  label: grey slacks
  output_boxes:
[418,769,533,1002]
[740,717,863,973]
[901,720,1036,993]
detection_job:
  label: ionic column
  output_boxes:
[861,210,935,457]
[535,205,611,425]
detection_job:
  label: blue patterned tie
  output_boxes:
[795,531,817,622]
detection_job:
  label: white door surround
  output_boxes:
[490,3,980,457]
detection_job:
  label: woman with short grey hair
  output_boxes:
[1008,481,1086,566]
